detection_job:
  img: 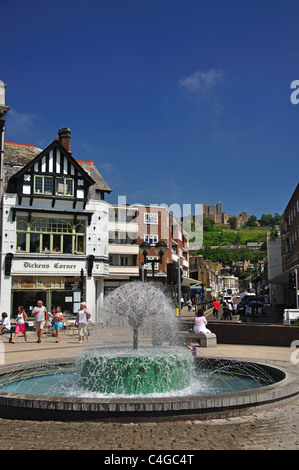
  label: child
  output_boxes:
[52,306,64,343]
[186,341,197,356]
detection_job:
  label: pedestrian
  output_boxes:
[76,302,91,343]
[187,299,192,311]
[47,306,55,333]
[181,297,184,309]
[212,299,220,319]
[227,301,233,320]
[221,300,228,319]
[193,309,211,334]
[32,300,48,343]
[52,305,64,343]
[0,312,11,338]
[11,306,27,343]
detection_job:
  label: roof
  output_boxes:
[3,142,111,198]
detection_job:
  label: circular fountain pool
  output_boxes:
[0,351,297,421]
[0,283,297,421]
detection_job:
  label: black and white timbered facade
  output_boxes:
[1,129,111,321]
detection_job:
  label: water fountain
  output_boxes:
[0,281,298,421]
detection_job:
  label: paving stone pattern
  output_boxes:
[0,397,298,450]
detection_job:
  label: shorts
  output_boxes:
[78,323,88,337]
[15,323,26,335]
[0,328,10,335]
[53,323,62,330]
[35,321,45,331]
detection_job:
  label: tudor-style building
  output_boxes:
[1,129,111,322]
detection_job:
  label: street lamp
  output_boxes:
[139,241,167,281]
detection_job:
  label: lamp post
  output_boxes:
[139,241,168,282]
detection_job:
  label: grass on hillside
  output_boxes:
[187,224,269,247]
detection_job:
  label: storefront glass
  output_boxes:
[11,276,84,318]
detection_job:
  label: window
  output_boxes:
[16,216,86,254]
[144,213,158,224]
[56,177,74,196]
[144,234,158,245]
[120,256,129,266]
[144,256,158,270]
[34,176,53,195]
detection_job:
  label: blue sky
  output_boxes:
[1,0,299,219]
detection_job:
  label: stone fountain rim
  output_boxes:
[0,355,297,421]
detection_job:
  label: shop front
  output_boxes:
[11,274,85,318]
[4,255,109,322]
[9,257,87,318]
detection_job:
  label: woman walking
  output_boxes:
[11,306,27,343]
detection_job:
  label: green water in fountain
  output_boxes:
[77,347,193,395]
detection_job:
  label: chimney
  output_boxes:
[58,128,71,153]
[0,81,7,106]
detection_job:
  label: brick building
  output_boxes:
[269,183,299,307]
[105,204,192,297]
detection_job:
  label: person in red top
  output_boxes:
[212,299,220,319]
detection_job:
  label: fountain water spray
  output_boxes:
[77,282,190,395]
[101,281,178,349]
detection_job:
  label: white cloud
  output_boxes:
[100,162,112,173]
[6,108,41,141]
[178,68,223,98]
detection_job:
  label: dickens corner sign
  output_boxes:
[11,259,85,274]
[10,259,109,275]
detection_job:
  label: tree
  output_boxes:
[246,215,258,227]
[259,213,283,227]
[203,217,215,232]
[227,217,237,229]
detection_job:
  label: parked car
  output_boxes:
[240,292,256,300]
[237,296,257,314]
[246,301,264,316]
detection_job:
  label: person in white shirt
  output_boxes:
[32,300,48,343]
[11,306,27,343]
[75,302,91,344]
[0,312,11,339]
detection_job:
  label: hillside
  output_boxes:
[187,222,269,265]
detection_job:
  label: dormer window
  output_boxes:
[55,177,74,197]
[32,175,75,197]
[34,176,53,195]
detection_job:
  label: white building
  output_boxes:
[220,274,239,296]
[1,129,111,323]
[106,204,140,291]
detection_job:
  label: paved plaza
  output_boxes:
[0,320,298,451]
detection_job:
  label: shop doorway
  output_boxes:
[12,291,47,318]
[51,290,81,315]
